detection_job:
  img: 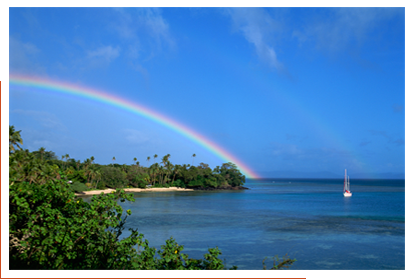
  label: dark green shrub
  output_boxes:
[172,179,185,188]
[70,181,88,193]
[101,166,127,189]
[126,169,149,188]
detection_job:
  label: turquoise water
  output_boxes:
[113,179,405,269]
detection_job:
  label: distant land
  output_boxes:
[257,171,405,179]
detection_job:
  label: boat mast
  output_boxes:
[344,169,347,192]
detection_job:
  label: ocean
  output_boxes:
[115,178,405,270]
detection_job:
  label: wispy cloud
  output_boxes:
[226,8,286,73]
[86,45,121,64]
[293,8,402,53]
[111,8,174,60]
[225,8,402,75]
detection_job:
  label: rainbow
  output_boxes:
[9,74,260,179]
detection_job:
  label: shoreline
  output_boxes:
[75,187,194,196]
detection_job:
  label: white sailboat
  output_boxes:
[343,169,352,197]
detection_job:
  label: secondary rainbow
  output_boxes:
[9,74,260,179]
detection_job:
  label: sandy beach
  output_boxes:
[75,187,194,196]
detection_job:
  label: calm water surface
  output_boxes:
[103,179,405,270]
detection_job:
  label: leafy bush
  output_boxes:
[9,177,229,269]
[172,179,185,188]
[67,169,87,183]
[70,181,88,193]
[126,169,149,188]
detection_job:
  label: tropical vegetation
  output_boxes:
[9,133,246,193]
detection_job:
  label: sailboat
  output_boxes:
[343,169,352,197]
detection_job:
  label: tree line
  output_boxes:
[10,126,246,193]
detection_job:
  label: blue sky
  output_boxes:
[7,7,405,178]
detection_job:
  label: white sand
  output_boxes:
[75,187,193,196]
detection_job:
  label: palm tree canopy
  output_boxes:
[9,125,23,152]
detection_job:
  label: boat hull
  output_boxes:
[343,192,352,197]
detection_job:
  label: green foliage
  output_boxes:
[70,181,88,193]
[155,238,225,270]
[218,162,246,186]
[262,254,296,270]
[32,149,57,161]
[126,168,149,188]
[9,125,23,153]
[67,169,87,183]
[172,179,185,188]
[10,177,137,269]
[9,176,228,269]
[100,166,128,189]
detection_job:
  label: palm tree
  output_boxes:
[147,156,151,167]
[154,154,158,164]
[90,156,95,164]
[65,154,70,170]
[171,165,179,187]
[94,170,102,189]
[9,125,23,153]
[192,154,196,166]
[61,155,65,170]
[38,147,46,161]
[112,156,116,166]
[83,158,91,171]
[85,168,92,184]
[162,154,169,166]
[165,161,173,185]
[150,164,159,186]
[133,157,137,165]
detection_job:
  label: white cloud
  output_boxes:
[225,8,402,74]
[112,8,174,58]
[142,9,174,48]
[227,8,285,72]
